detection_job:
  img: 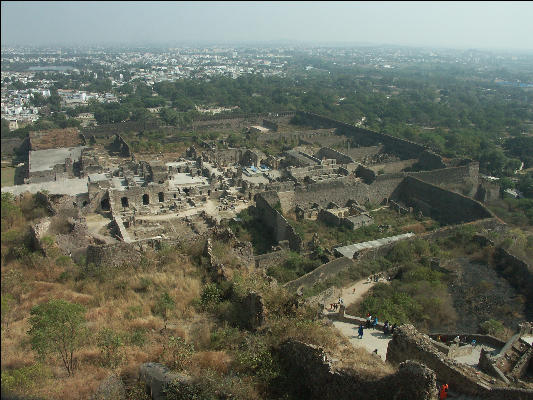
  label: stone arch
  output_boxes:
[121,197,129,208]
[158,192,164,202]
[142,194,149,205]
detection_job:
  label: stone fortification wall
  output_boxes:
[284,257,354,292]
[255,193,302,252]
[297,112,443,166]
[315,147,354,164]
[370,159,418,174]
[475,181,501,203]
[274,162,479,215]
[278,162,480,213]
[418,150,447,170]
[393,176,493,225]
[342,145,383,162]
[277,339,437,400]
[387,325,533,399]
[407,163,479,189]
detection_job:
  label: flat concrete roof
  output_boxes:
[242,175,270,185]
[88,173,108,182]
[111,177,127,191]
[166,161,189,168]
[2,177,88,196]
[168,173,208,188]
[334,233,415,259]
[29,146,85,173]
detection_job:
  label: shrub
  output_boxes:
[480,319,505,336]
[164,336,194,371]
[28,299,87,376]
[387,241,414,263]
[97,328,124,367]
[1,363,50,394]
[153,291,175,324]
[200,283,222,311]
[128,328,146,347]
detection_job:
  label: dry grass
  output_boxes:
[335,344,395,379]
[190,351,233,374]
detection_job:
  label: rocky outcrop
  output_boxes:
[91,374,126,400]
[138,362,191,400]
[277,339,437,400]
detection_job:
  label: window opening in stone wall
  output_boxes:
[142,194,149,205]
[158,192,164,202]
[121,197,129,208]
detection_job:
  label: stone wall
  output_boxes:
[86,242,143,268]
[342,145,383,162]
[315,147,354,164]
[284,257,354,292]
[392,176,493,225]
[277,339,437,400]
[407,163,479,189]
[386,325,533,399]
[109,134,131,157]
[255,249,290,269]
[255,193,302,252]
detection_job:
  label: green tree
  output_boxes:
[1,192,22,230]
[28,299,86,376]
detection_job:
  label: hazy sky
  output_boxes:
[2,1,533,50]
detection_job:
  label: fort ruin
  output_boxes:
[2,111,532,397]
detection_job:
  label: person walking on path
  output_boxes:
[357,324,364,339]
[439,383,449,400]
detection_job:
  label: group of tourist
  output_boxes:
[367,273,392,283]
[357,313,398,339]
[328,297,344,311]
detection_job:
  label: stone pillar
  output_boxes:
[339,304,346,318]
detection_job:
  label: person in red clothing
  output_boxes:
[439,383,449,399]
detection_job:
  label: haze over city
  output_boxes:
[2,1,533,51]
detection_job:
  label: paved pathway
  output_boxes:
[323,276,393,359]
[333,320,392,360]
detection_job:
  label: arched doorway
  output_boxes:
[158,192,164,202]
[121,197,129,208]
[101,197,110,210]
[142,194,149,205]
